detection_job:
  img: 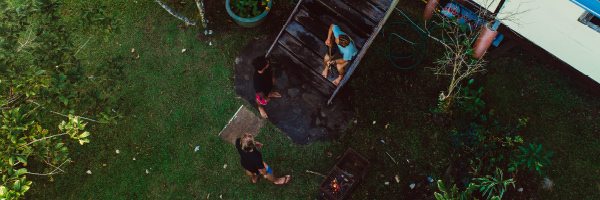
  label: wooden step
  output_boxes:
[271,45,336,95]
[285,20,329,56]
[303,0,372,39]
[368,0,394,11]
[277,32,324,73]
[295,8,366,49]
[338,0,385,23]
[316,0,378,25]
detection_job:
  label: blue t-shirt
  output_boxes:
[332,24,358,61]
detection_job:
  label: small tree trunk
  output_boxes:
[194,0,207,29]
[154,0,197,26]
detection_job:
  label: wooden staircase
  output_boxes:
[266,0,399,104]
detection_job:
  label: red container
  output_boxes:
[473,22,498,59]
[423,0,439,20]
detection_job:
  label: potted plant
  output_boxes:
[226,0,273,28]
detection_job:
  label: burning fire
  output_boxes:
[331,179,340,193]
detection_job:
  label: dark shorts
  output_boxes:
[247,164,273,175]
[325,44,342,60]
[256,93,268,106]
[325,46,343,81]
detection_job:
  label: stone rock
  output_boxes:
[287,88,300,98]
[308,128,326,138]
[302,93,321,108]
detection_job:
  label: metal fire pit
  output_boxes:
[319,148,370,200]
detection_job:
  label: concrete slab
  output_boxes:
[218,105,264,144]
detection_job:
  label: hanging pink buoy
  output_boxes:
[472,22,498,59]
[423,0,439,20]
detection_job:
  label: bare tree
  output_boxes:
[425,15,487,112]
[194,0,208,29]
[414,0,523,112]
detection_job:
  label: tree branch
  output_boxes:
[24,133,68,146]
[74,36,92,56]
[27,100,106,124]
[25,159,70,176]
[194,0,207,29]
[154,0,197,26]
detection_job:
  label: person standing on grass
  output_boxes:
[322,23,358,86]
[253,56,281,118]
[235,133,291,185]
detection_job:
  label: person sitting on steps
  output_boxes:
[253,56,281,118]
[322,23,358,86]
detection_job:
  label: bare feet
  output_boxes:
[268,91,281,98]
[251,175,258,183]
[259,108,268,119]
[274,175,291,185]
[333,79,340,86]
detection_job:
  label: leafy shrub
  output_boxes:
[509,143,553,176]
[0,0,122,198]
[456,79,485,119]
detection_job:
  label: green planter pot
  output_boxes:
[226,0,272,28]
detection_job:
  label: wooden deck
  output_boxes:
[266,0,399,104]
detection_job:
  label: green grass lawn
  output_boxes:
[28,0,599,199]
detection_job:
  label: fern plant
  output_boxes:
[472,168,515,200]
[434,180,477,200]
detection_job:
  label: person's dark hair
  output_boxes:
[253,56,268,71]
[338,35,350,47]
